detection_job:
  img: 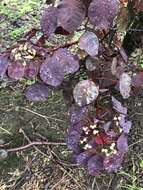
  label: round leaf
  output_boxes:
[79,31,99,57]
[8,62,25,80]
[53,48,79,74]
[73,80,99,106]
[88,0,119,29]
[40,57,64,87]
[25,83,49,102]
[41,6,58,38]
[57,0,86,33]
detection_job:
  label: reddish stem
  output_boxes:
[50,40,79,52]
[95,77,117,84]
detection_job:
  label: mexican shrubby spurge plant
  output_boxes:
[0,0,143,176]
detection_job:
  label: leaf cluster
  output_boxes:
[0,0,143,176]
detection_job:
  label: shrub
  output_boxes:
[0,0,143,176]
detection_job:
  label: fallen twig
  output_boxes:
[21,107,64,123]
[129,139,143,148]
[7,141,66,153]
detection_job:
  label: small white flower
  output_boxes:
[84,144,92,150]
[93,130,99,135]
[113,117,118,121]
[119,128,123,133]
[83,127,88,132]
[116,121,119,126]
[90,124,97,129]
[113,149,117,154]
[110,143,116,150]
[102,149,108,153]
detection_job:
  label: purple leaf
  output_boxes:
[112,96,127,114]
[88,0,119,29]
[119,48,128,63]
[117,134,128,153]
[119,73,131,99]
[87,155,104,176]
[0,54,9,79]
[53,48,79,74]
[25,83,49,102]
[8,62,25,80]
[104,152,124,173]
[57,0,86,33]
[69,123,83,135]
[131,73,143,87]
[0,149,8,160]
[85,56,99,71]
[88,138,97,149]
[115,66,125,78]
[76,151,92,166]
[25,60,39,79]
[69,105,88,125]
[73,80,99,106]
[67,130,81,152]
[41,6,58,38]
[106,131,117,138]
[40,57,64,87]
[103,121,112,133]
[119,114,132,134]
[79,31,99,57]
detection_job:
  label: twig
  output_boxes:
[59,166,85,190]
[0,142,11,148]
[20,107,64,122]
[94,77,117,84]
[92,177,96,190]
[10,154,37,190]
[0,127,11,135]
[7,141,66,153]
[107,175,114,190]
[94,178,100,190]
[129,139,143,148]
[34,131,77,167]
[50,175,68,190]
[23,28,39,40]
[51,149,78,167]
[19,128,50,158]
[50,40,79,52]
[129,112,143,119]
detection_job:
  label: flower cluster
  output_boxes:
[67,97,131,175]
[0,42,41,81]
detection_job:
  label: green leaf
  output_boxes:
[140,160,143,169]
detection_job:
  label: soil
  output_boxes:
[0,1,143,190]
